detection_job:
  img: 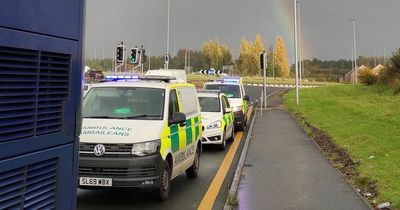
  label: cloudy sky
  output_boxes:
[84,0,400,63]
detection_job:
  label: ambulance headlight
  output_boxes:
[131,140,160,156]
[232,106,242,112]
[207,120,222,129]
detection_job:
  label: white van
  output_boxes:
[145,69,187,83]
[203,77,249,131]
[79,75,202,200]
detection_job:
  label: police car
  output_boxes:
[203,77,249,131]
[198,90,234,150]
[79,75,202,201]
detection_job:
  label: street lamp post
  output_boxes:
[294,0,299,105]
[351,46,354,83]
[165,0,170,69]
[297,0,302,87]
[352,18,357,84]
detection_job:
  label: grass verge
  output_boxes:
[284,84,400,209]
[187,74,334,86]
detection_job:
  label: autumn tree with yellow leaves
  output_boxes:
[274,36,290,78]
[202,38,232,70]
[238,34,265,76]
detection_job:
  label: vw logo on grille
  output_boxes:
[93,144,106,156]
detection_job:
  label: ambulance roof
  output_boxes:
[89,80,180,89]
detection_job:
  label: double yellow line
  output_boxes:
[198,107,253,210]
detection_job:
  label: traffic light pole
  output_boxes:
[259,51,267,116]
[263,52,267,111]
[139,50,143,75]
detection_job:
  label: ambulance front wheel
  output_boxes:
[219,130,227,150]
[186,144,201,178]
[154,161,171,201]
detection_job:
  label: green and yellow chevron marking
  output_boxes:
[161,116,202,155]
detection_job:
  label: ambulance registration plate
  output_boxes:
[79,177,112,187]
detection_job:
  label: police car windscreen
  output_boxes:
[83,87,165,120]
[199,97,221,112]
[204,84,241,98]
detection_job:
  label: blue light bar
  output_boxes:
[104,75,140,82]
[222,77,241,84]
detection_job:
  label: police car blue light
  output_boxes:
[221,77,241,84]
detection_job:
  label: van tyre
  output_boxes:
[229,126,235,141]
[237,116,246,131]
[219,131,227,150]
[186,145,200,178]
[237,124,245,131]
[154,162,171,201]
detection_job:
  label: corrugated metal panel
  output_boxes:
[0,158,58,210]
[0,46,38,142]
[37,52,70,136]
[0,46,71,141]
[24,158,57,210]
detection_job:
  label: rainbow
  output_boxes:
[272,0,312,60]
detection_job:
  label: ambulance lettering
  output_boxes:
[174,144,196,166]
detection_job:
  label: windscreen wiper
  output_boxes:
[122,114,161,119]
[83,116,119,119]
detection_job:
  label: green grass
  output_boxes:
[284,84,400,208]
[187,74,334,86]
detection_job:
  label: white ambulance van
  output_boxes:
[79,75,202,200]
[145,69,187,83]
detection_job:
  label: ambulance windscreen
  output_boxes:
[83,87,165,120]
[204,84,241,98]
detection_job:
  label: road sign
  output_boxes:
[199,69,222,75]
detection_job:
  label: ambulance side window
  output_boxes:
[169,89,179,118]
[222,96,230,109]
[241,86,245,98]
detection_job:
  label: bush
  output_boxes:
[393,79,400,95]
[380,49,400,85]
[359,68,378,85]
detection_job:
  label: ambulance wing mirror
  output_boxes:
[169,112,186,126]
[244,95,250,101]
[224,108,232,114]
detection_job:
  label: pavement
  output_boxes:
[235,92,370,210]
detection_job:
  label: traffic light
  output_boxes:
[260,51,266,70]
[141,49,147,63]
[130,48,138,64]
[165,54,170,63]
[116,45,124,64]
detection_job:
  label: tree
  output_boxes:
[266,46,274,77]
[238,34,266,76]
[221,45,233,68]
[274,36,290,78]
[202,38,224,69]
[251,34,265,75]
[238,37,253,75]
[359,67,378,85]
[380,48,400,92]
